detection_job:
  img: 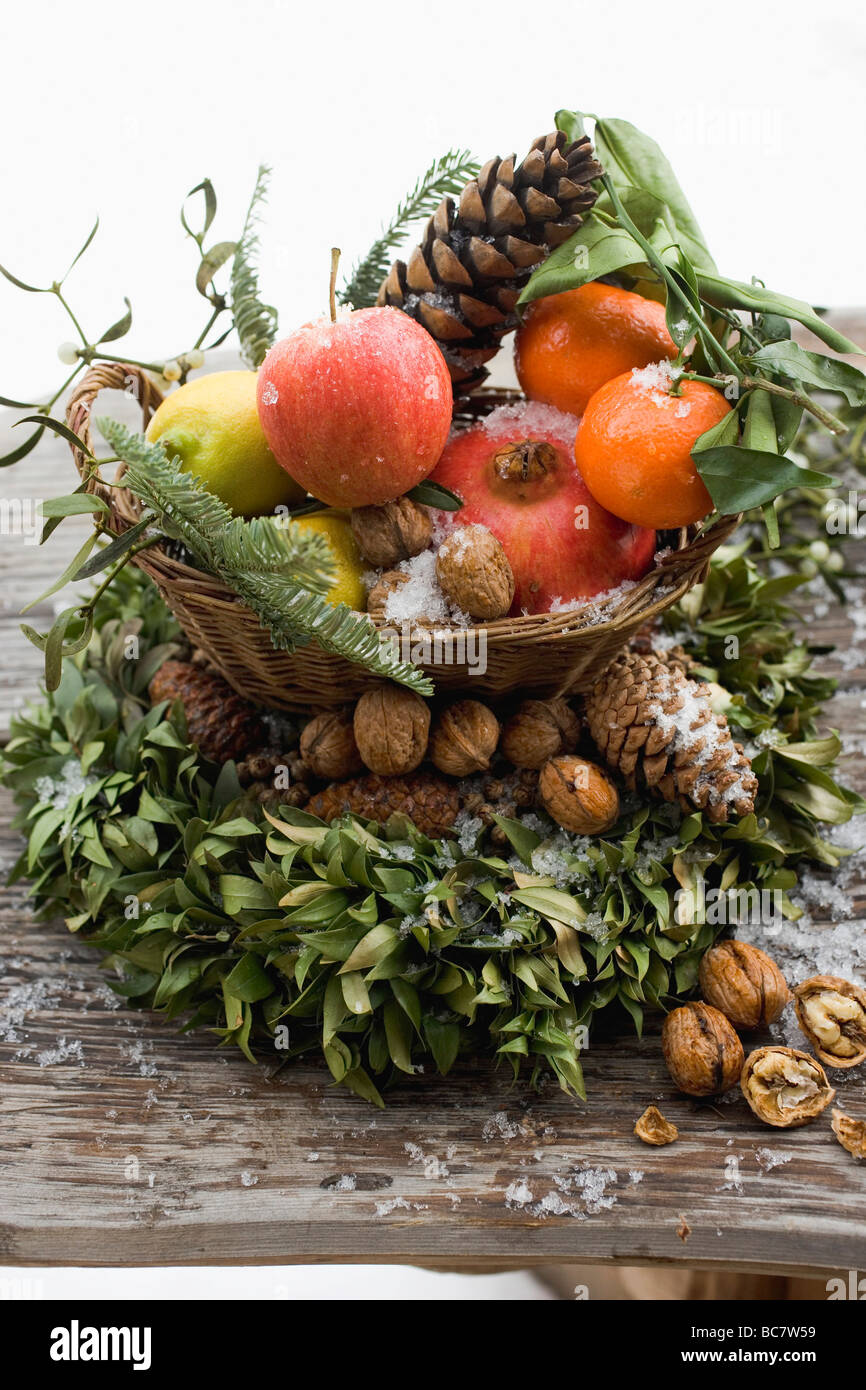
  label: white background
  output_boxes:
[1,0,865,399]
[1,0,863,1302]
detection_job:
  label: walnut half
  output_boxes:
[793,975,866,1069]
[831,1109,866,1160]
[741,1046,835,1128]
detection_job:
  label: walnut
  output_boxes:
[740,1046,835,1128]
[299,709,363,781]
[429,700,500,777]
[634,1105,679,1146]
[831,1108,866,1159]
[366,570,435,627]
[351,497,432,568]
[500,698,581,769]
[793,975,866,1069]
[698,940,790,1030]
[353,684,430,776]
[435,524,514,621]
[538,755,619,835]
[662,1002,744,1097]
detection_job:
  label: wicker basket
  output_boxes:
[66,362,739,711]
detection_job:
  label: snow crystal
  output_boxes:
[482,1111,525,1142]
[505,1178,534,1207]
[240,1171,258,1187]
[260,381,279,406]
[34,758,96,812]
[478,399,581,442]
[382,550,450,626]
[374,1195,428,1216]
[333,1174,356,1191]
[630,358,683,401]
[756,1148,792,1173]
[549,580,639,624]
[403,1142,449,1179]
[35,1037,85,1068]
[0,978,61,1044]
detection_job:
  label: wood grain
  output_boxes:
[1,332,864,1274]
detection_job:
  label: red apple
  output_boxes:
[430,401,656,615]
[256,307,452,508]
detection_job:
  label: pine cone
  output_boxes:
[584,650,758,825]
[149,659,264,763]
[308,772,460,839]
[378,131,602,390]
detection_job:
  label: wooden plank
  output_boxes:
[1,325,865,1273]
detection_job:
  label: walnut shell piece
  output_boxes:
[662,1002,744,1097]
[351,497,432,568]
[634,1105,679,1146]
[698,940,791,1030]
[353,684,431,776]
[793,975,866,1069]
[500,698,581,769]
[831,1108,866,1159]
[740,1046,835,1128]
[538,755,619,835]
[299,709,363,781]
[435,524,515,621]
[429,700,500,777]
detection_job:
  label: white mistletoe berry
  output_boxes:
[162,360,182,382]
[57,341,80,365]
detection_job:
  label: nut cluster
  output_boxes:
[435,524,515,621]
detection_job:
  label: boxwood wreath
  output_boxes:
[3,421,863,1105]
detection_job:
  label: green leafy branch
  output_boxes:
[339,149,480,310]
[520,111,866,538]
[230,165,279,368]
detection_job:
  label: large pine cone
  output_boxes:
[584,650,758,825]
[308,772,460,838]
[149,660,264,763]
[378,131,601,390]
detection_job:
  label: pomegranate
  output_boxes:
[430,401,655,615]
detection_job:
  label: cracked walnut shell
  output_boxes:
[299,710,363,781]
[435,524,515,621]
[351,497,432,568]
[740,1046,835,1128]
[500,698,581,769]
[662,1002,744,1097]
[634,1105,679,1146]
[831,1108,866,1159]
[538,755,619,835]
[353,685,430,776]
[698,940,791,1030]
[793,975,866,1069]
[429,700,500,777]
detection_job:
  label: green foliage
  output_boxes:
[230,165,279,368]
[339,149,480,310]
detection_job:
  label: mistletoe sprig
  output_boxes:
[520,112,866,544]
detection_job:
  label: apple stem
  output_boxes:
[329,248,341,323]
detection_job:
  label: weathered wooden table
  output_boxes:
[1,332,864,1279]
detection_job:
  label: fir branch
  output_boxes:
[230,165,279,368]
[339,149,480,309]
[97,418,432,694]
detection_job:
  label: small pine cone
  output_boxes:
[379,130,602,390]
[585,649,758,825]
[308,772,459,839]
[149,659,264,762]
[351,498,432,569]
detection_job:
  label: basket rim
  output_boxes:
[65,361,741,646]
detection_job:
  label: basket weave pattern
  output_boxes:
[66,363,739,711]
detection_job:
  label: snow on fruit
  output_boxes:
[430,400,656,615]
[256,306,452,509]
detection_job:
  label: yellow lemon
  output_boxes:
[292,511,367,610]
[146,370,305,516]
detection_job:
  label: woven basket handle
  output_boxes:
[65,362,165,530]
